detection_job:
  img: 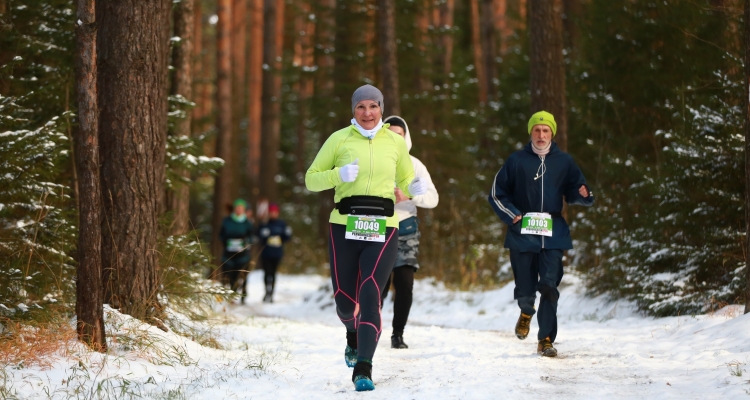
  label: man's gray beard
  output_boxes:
[531,141,551,152]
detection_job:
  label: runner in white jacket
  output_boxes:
[382,115,439,349]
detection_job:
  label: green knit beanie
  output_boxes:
[233,198,247,208]
[527,111,557,137]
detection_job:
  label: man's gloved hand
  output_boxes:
[339,158,359,183]
[408,177,428,196]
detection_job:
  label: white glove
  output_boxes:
[339,158,359,183]
[408,177,428,196]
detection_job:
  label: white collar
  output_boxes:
[351,118,384,139]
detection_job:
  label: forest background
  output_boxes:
[1,0,749,351]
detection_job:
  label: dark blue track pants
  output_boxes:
[510,249,564,342]
[328,223,398,362]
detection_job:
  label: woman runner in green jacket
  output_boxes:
[305,84,428,391]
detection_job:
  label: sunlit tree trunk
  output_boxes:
[231,0,246,201]
[260,0,285,203]
[247,0,264,200]
[440,0,455,78]
[294,1,315,180]
[480,0,496,101]
[192,0,203,125]
[316,0,336,242]
[529,0,567,151]
[414,0,433,133]
[168,0,194,236]
[494,0,510,55]
[97,0,170,320]
[470,0,487,105]
[377,0,400,116]
[212,0,233,262]
[74,0,106,352]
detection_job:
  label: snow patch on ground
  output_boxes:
[4,271,750,399]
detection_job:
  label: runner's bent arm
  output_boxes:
[564,158,594,207]
[411,158,439,209]
[395,138,416,197]
[305,133,345,192]
[488,160,522,226]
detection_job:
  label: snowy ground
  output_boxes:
[4,270,750,399]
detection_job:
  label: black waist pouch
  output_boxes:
[336,196,395,217]
[398,216,419,236]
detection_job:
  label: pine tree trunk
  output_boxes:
[414,0,433,133]
[470,0,487,105]
[494,0,509,55]
[260,0,285,202]
[247,0,264,200]
[440,0,455,78]
[294,1,315,180]
[377,0,400,116]
[192,0,203,126]
[212,0,234,262]
[97,0,170,320]
[480,0,496,101]
[74,0,106,352]
[231,0,246,202]
[744,0,750,314]
[316,0,336,242]
[169,0,194,236]
[529,0,567,151]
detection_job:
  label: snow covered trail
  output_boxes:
[5,271,750,399]
[226,271,750,399]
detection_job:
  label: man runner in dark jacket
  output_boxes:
[488,111,594,357]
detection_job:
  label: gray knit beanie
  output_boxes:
[351,84,384,114]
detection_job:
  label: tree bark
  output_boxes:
[74,0,106,352]
[470,0,487,105]
[192,0,203,125]
[231,0,246,202]
[259,0,285,202]
[247,0,264,200]
[414,0,433,133]
[316,0,336,242]
[212,0,234,262]
[744,0,750,314]
[169,0,194,236]
[97,0,170,320]
[494,0,510,55]
[294,1,315,180]
[529,0,567,151]
[377,0,400,116]
[440,0,455,78]
[480,0,497,101]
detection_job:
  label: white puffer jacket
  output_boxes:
[385,116,439,222]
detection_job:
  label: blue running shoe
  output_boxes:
[344,345,358,368]
[353,376,375,391]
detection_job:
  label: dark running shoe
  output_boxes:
[515,312,532,340]
[391,334,409,349]
[537,337,557,357]
[352,361,374,391]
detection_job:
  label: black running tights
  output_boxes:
[328,223,398,362]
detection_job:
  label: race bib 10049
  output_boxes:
[520,212,553,237]
[345,215,386,242]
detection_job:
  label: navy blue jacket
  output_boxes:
[218,216,254,264]
[257,219,292,259]
[488,142,594,252]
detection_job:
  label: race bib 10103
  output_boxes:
[520,212,553,237]
[345,215,386,242]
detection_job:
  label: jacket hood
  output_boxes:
[384,115,412,152]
